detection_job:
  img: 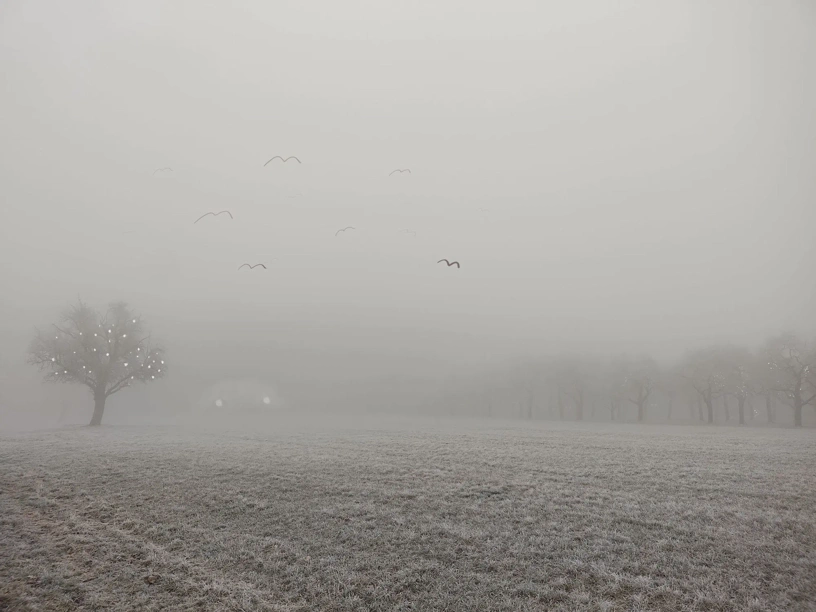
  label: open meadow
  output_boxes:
[1,418,815,611]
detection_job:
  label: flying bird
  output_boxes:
[193,210,234,224]
[335,226,356,236]
[238,263,267,270]
[264,156,301,166]
[153,167,173,175]
[437,259,460,268]
[389,169,411,176]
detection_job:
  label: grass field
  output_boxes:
[1,418,815,611]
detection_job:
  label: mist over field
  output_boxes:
[1,1,815,610]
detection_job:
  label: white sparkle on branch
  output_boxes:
[51,357,55,361]
[123,334,126,338]
[151,375,155,379]
[263,396,271,405]
[132,319,136,323]
[215,399,223,407]
[106,353,109,357]
[124,363,128,367]
[161,360,164,364]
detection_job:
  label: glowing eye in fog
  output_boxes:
[215,399,223,407]
[263,396,271,405]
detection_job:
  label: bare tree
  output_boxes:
[27,300,168,426]
[554,355,589,421]
[762,333,816,427]
[602,357,629,422]
[658,365,684,422]
[623,355,659,422]
[681,347,726,424]
[720,345,759,426]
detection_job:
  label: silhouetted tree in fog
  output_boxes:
[658,365,684,422]
[557,356,590,421]
[27,300,167,426]
[623,355,659,422]
[762,333,816,427]
[681,347,726,424]
[720,345,759,426]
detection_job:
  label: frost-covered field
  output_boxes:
[1,418,815,611]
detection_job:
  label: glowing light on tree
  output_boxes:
[27,299,168,426]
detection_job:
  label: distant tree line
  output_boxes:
[431,333,816,427]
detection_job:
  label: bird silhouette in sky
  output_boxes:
[389,169,411,176]
[335,226,356,236]
[437,259,460,268]
[264,156,301,166]
[238,263,267,270]
[193,211,233,224]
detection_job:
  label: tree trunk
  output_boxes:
[637,401,644,422]
[89,391,106,426]
[697,396,704,421]
[738,396,745,425]
[765,391,775,424]
[667,395,673,421]
[722,395,731,422]
[794,398,803,427]
[705,391,714,424]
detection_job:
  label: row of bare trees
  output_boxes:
[433,333,816,427]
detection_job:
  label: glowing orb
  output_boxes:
[215,399,223,407]
[263,396,271,405]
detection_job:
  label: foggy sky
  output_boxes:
[1,1,815,417]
